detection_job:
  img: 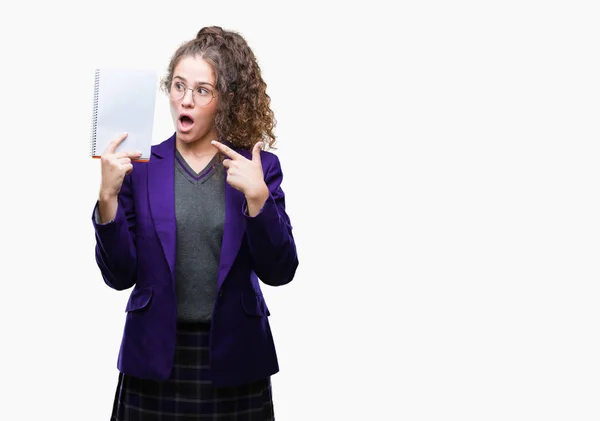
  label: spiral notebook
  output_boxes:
[89,67,158,162]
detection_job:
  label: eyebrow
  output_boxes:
[173,76,215,88]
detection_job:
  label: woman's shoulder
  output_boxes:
[232,145,281,165]
[259,149,280,163]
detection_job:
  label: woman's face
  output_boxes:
[169,55,219,145]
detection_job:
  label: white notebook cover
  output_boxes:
[89,68,158,162]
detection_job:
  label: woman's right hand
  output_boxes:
[99,133,142,199]
[97,133,141,223]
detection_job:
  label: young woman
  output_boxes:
[92,26,298,420]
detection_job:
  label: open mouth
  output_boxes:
[178,113,195,130]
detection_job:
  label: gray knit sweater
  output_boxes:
[174,150,225,322]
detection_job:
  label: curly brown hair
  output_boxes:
[160,26,277,150]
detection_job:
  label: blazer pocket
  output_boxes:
[241,291,271,317]
[125,287,153,312]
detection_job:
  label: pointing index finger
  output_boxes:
[211,140,242,160]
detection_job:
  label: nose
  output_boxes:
[181,88,195,107]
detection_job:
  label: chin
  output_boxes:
[176,130,209,145]
[177,133,194,142]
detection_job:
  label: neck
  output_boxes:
[175,133,218,159]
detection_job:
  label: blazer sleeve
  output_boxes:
[91,174,138,291]
[243,153,299,286]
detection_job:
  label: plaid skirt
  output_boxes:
[110,322,274,420]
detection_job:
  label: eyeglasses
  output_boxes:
[168,80,217,106]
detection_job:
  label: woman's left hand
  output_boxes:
[211,140,269,209]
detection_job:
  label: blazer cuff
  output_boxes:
[93,204,114,225]
[242,193,280,226]
[92,200,124,239]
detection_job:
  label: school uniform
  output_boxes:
[91,134,298,419]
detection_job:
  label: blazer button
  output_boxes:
[219,290,223,297]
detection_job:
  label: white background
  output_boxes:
[0,1,599,420]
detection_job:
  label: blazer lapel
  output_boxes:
[147,135,177,282]
[217,180,246,292]
[216,146,250,292]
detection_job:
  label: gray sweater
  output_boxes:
[174,150,225,322]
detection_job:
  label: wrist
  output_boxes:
[245,184,269,204]
[245,185,269,217]
[99,188,118,203]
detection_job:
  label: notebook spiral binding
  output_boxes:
[89,69,100,157]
